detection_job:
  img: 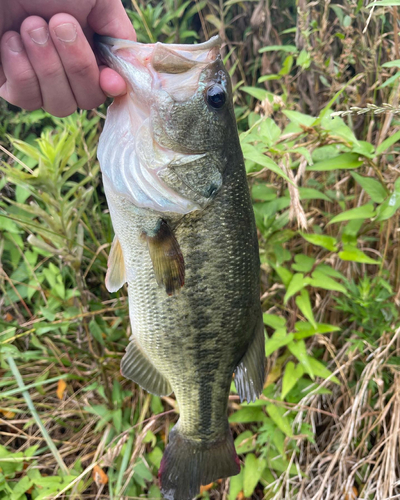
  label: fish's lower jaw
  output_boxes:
[159,426,240,500]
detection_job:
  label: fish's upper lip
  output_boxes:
[93,34,221,53]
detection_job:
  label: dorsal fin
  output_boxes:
[105,236,127,293]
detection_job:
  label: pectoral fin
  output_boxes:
[142,220,185,296]
[105,236,127,293]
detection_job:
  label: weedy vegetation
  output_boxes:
[2,1,400,499]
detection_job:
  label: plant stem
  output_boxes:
[6,356,69,475]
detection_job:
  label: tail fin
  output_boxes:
[159,426,240,500]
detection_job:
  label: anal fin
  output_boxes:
[234,310,265,403]
[121,340,172,396]
[142,219,184,296]
[105,236,126,293]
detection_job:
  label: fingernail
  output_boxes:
[29,26,49,45]
[54,23,77,43]
[7,35,23,53]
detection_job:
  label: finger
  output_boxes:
[88,0,137,41]
[49,13,105,110]
[99,66,127,97]
[0,32,42,110]
[20,16,77,117]
[0,64,5,88]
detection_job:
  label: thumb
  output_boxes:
[89,0,135,98]
[99,65,127,97]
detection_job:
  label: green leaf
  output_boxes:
[296,49,311,69]
[284,273,307,303]
[148,447,163,469]
[281,362,304,399]
[241,86,271,101]
[242,144,293,183]
[243,453,266,497]
[353,140,375,158]
[321,116,360,146]
[308,358,340,384]
[205,14,221,29]
[235,431,255,454]
[112,409,122,433]
[351,172,387,203]
[298,187,331,202]
[338,245,380,264]
[308,153,363,171]
[382,59,400,67]
[287,340,314,378]
[229,407,267,423]
[266,454,299,475]
[252,184,277,201]
[279,55,294,76]
[271,429,285,455]
[292,254,315,273]
[265,329,294,357]
[306,270,348,294]
[283,110,316,127]
[266,404,293,437]
[376,129,400,155]
[295,289,316,327]
[228,468,244,500]
[89,319,105,345]
[147,484,162,500]
[259,117,281,146]
[0,215,21,234]
[133,458,153,483]
[31,475,79,500]
[343,14,352,27]
[376,188,400,221]
[274,265,293,288]
[293,322,341,340]
[379,71,400,89]
[263,314,286,330]
[259,45,298,53]
[11,475,33,500]
[328,204,375,224]
[300,233,338,251]
[313,264,346,280]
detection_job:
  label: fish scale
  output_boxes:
[96,34,265,500]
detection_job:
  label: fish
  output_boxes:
[95,34,265,500]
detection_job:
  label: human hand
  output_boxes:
[0,0,136,117]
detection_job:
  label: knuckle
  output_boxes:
[24,101,43,111]
[40,63,65,80]
[78,95,105,110]
[9,70,43,110]
[9,91,42,110]
[45,103,77,117]
[66,59,94,79]
[14,67,37,87]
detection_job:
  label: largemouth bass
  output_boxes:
[95,34,265,500]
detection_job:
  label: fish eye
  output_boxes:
[206,85,226,109]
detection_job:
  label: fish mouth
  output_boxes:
[95,33,223,109]
[94,34,221,66]
[94,34,221,85]
[94,34,221,50]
